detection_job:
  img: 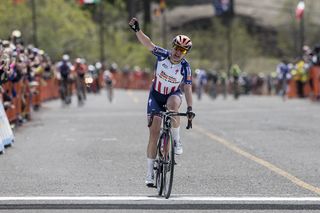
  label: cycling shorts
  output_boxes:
[147,88,182,116]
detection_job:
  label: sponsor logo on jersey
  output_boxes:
[154,46,167,55]
[162,63,168,69]
[159,71,179,83]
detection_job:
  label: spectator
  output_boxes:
[276,59,291,100]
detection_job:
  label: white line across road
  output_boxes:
[1,196,320,202]
[2,196,320,210]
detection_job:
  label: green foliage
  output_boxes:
[104,30,153,69]
[244,57,279,74]
[276,0,320,59]
[0,1,31,40]
[1,0,300,74]
[37,0,99,61]
[0,0,98,62]
[186,17,260,72]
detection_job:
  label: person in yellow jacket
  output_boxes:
[292,60,308,98]
[230,64,242,99]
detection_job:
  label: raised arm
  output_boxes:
[129,17,155,52]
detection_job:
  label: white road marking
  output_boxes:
[1,196,320,202]
[101,138,117,141]
[194,125,320,196]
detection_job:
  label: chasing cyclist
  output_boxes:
[129,17,195,187]
[57,54,73,105]
[103,68,114,102]
[72,58,87,106]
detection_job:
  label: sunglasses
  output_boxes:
[173,45,188,54]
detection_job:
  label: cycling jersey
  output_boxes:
[151,46,192,95]
[276,63,290,80]
[57,61,72,79]
[147,46,192,116]
[103,70,113,85]
[73,64,87,77]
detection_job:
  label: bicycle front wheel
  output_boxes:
[156,133,164,196]
[162,131,174,199]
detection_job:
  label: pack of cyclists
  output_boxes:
[55,55,113,105]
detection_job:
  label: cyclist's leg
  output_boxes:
[80,76,86,100]
[62,78,68,102]
[147,92,164,159]
[166,93,182,128]
[147,116,161,159]
[75,77,81,101]
[66,78,72,103]
[146,92,164,185]
[110,81,114,101]
[166,91,183,154]
[59,79,65,101]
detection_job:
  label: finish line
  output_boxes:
[1,196,320,210]
[1,196,320,201]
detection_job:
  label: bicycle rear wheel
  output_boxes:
[155,133,164,196]
[162,131,174,199]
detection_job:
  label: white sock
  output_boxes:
[171,127,180,142]
[147,158,155,176]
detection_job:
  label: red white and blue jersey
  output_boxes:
[151,46,192,95]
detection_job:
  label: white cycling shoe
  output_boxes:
[145,173,154,187]
[174,140,183,155]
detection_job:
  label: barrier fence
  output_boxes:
[287,66,320,99]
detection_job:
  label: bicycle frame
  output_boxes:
[149,110,193,199]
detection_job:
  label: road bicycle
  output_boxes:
[105,79,113,103]
[75,77,86,106]
[148,109,194,199]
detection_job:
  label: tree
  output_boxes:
[0,0,99,62]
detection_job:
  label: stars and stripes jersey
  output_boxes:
[151,46,192,95]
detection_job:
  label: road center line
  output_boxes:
[194,125,320,196]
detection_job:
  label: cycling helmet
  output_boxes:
[88,65,95,71]
[75,58,82,64]
[12,30,21,38]
[62,54,70,61]
[172,35,192,51]
[95,62,102,69]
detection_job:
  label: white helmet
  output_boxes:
[62,54,70,61]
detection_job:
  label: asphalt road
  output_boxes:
[1,89,320,212]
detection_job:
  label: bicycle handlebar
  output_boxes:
[148,111,195,129]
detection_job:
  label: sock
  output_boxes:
[147,158,155,176]
[171,127,180,142]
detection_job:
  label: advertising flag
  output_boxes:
[296,1,305,20]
